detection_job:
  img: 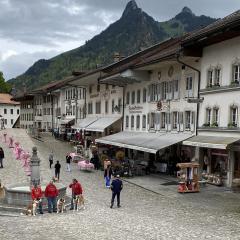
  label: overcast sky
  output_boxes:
[0,0,239,80]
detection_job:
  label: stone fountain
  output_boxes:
[3,147,66,207]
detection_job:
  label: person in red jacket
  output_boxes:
[45,180,59,213]
[69,178,83,210]
[31,184,43,214]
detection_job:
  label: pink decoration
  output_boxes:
[78,160,94,171]
[16,147,23,160]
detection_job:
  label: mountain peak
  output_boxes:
[181,7,194,15]
[122,0,140,17]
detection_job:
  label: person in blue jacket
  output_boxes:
[110,175,123,208]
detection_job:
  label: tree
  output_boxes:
[0,72,12,93]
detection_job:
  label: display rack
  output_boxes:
[176,162,200,193]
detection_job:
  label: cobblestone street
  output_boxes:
[1,129,240,240]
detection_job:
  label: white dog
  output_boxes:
[57,198,66,213]
[74,194,85,211]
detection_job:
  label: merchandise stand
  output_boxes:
[176,162,200,193]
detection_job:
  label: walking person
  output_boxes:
[54,160,61,180]
[69,179,83,210]
[104,165,112,188]
[66,153,72,172]
[49,151,54,169]
[31,184,43,214]
[45,180,58,213]
[110,175,123,208]
[0,147,4,168]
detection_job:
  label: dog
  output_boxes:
[57,198,66,213]
[24,200,39,216]
[74,194,85,211]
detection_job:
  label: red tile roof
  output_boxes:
[0,94,20,105]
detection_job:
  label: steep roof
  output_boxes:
[182,10,240,46]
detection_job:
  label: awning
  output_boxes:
[182,135,240,149]
[60,118,75,125]
[79,117,98,130]
[85,117,122,132]
[96,131,192,154]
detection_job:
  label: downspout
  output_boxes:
[176,54,201,136]
[51,92,54,136]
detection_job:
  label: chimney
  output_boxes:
[114,52,120,62]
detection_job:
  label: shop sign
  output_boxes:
[129,105,143,113]
[90,93,99,99]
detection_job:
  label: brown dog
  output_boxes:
[74,194,85,211]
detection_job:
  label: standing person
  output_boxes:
[110,175,123,208]
[104,165,112,188]
[66,153,72,172]
[45,180,58,213]
[31,184,43,214]
[0,147,4,168]
[49,151,54,169]
[69,179,83,210]
[54,160,61,180]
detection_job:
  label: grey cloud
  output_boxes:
[0,50,59,80]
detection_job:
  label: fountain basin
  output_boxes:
[4,182,66,207]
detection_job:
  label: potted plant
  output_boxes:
[231,80,239,86]
[228,123,237,128]
[211,122,218,127]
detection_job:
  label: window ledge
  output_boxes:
[199,126,240,132]
[200,85,240,95]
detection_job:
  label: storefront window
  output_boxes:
[136,115,140,129]
[131,115,134,129]
[142,115,146,129]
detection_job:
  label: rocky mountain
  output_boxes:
[9,1,217,90]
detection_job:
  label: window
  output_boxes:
[167,81,173,100]
[214,68,221,86]
[148,84,160,102]
[207,69,213,87]
[206,108,211,126]
[131,115,134,129]
[150,113,155,129]
[163,82,167,100]
[4,109,7,114]
[213,107,219,126]
[137,90,141,103]
[131,91,135,104]
[142,115,146,129]
[126,116,129,128]
[106,84,109,90]
[105,101,108,114]
[96,102,101,114]
[143,88,147,103]
[185,111,191,129]
[118,98,122,112]
[126,92,130,105]
[65,90,67,100]
[161,112,166,128]
[233,64,240,83]
[4,119,7,125]
[112,85,115,89]
[112,100,115,114]
[230,106,238,127]
[10,109,13,114]
[186,76,193,97]
[136,115,140,129]
[173,80,179,99]
[97,85,100,92]
[88,102,93,114]
[173,112,178,129]
[11,119,13,125]
[89,86,92,94]
[73,105,76,115]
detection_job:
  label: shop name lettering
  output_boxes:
[129,106,143,113]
